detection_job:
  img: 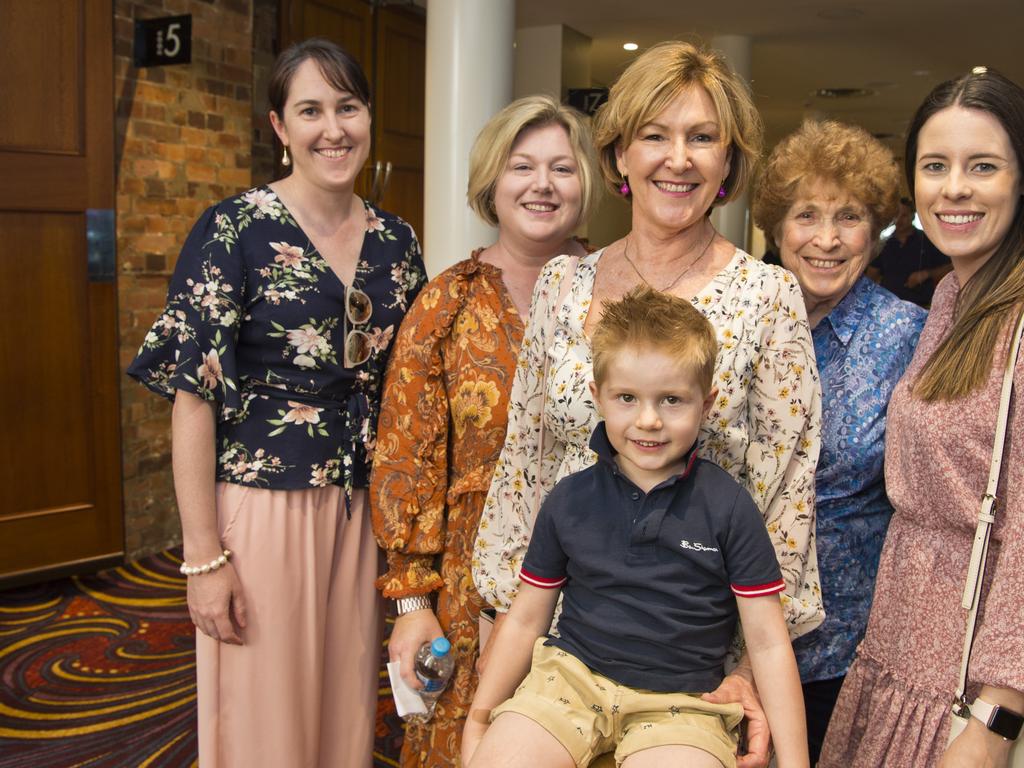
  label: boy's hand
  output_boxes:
[389,607,444,689]
[702,673,771,768]
[475,611,508,676]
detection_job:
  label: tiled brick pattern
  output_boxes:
[252,0,280,186]
[115,0,253,557]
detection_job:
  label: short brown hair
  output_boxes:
[592,41,763,206]
[268,38,371,116]
[752,120,900,251]
[467,95,600,227]
[591,286,717,394]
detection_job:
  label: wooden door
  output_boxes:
[374,6,425,239]
[0,0,123,584]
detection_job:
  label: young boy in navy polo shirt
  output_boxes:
[462,287,808,768]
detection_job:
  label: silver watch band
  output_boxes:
[395,595,432,615]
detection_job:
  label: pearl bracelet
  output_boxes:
[180,549,232,576]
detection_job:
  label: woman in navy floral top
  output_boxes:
[128,39,424,768]
[753,120,926,764]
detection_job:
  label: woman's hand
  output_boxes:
[940,717,1013,768]
[475,610,508,676]
[186,562,246,644]
[702,672,771,768]
[389,607,444,689]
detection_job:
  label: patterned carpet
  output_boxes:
[0,549,403,768]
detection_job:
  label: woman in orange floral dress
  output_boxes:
[370,95,599,767]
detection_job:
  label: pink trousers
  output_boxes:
[196,484,382,768]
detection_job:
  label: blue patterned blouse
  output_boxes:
[792,276,925,682]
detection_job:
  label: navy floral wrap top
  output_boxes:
[127,186,426,495]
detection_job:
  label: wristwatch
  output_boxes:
[971,698,1024,740]
[395,595,432,616]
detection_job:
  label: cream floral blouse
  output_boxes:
[472,248,825,638]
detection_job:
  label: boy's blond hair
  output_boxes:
[591,286,718,394]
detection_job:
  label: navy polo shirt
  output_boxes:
[520,423,784,693]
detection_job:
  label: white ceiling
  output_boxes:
[515,0,1024,162]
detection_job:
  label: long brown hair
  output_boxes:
[907,68,1024,401]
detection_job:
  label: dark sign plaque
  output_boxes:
[134,15,192,67]
[567,88,609,116]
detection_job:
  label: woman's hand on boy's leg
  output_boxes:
[389,607,444,689]
[701,672,770,768]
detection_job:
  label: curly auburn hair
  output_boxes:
[752,120,900,250]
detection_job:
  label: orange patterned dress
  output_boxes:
[371,252,524,767]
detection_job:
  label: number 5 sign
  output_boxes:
[134,15,192,67]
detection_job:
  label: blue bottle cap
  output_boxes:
[430,637,451,657]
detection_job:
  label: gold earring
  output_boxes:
[281,146,291,167]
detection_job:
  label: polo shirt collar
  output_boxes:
[821,275,874,347]
[589,421,699,485]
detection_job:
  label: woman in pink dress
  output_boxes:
[820,67,1024,768]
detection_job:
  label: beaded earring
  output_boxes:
[282,146,291,167]
[620,177,630,196]
[717,184,727,198]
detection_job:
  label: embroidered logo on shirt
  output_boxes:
[679,539,719,553]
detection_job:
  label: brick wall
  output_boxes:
[115,0,253,557]
[252,0,279,186]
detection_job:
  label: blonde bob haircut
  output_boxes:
[467,95,599,228]
[591,285,718,395]
[752,120,901,251]
[592,40,763,207]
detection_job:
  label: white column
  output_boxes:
[424,0,515,276]
[709,34,752,252]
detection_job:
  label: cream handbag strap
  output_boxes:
[532,255,579,527]
[953,308,1024,709]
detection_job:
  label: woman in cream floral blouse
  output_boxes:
[472,41,823,768]
[370,95,597,768]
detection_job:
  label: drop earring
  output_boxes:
[717,183,727,198]
[620,176,630,196]
[281,146,291,167]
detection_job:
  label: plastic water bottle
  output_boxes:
[412,637,454,720]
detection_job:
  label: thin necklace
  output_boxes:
[622,226,716,292]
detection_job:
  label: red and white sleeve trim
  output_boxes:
[731,579,786,598]
[519,568,567,589]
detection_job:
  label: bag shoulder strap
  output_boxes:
[953,308,1024,709]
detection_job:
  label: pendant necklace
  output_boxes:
[621,226,716,293]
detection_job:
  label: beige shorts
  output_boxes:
[492,638,744,767]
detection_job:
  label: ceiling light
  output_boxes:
[623,42,638,51]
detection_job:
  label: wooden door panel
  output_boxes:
[381,167,423,244]
[0,0,122,584]
[0,212,93,512]
[375,7,424,238]
[0,0,82,154]
[299,0,372,67]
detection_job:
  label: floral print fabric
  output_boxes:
[127,186,426,494]
[370,254,524,767]
[473,249,825,639]
[792,277,925,682]
[820,276,1024,767]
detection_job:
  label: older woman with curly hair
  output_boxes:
[752,120,926,763]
